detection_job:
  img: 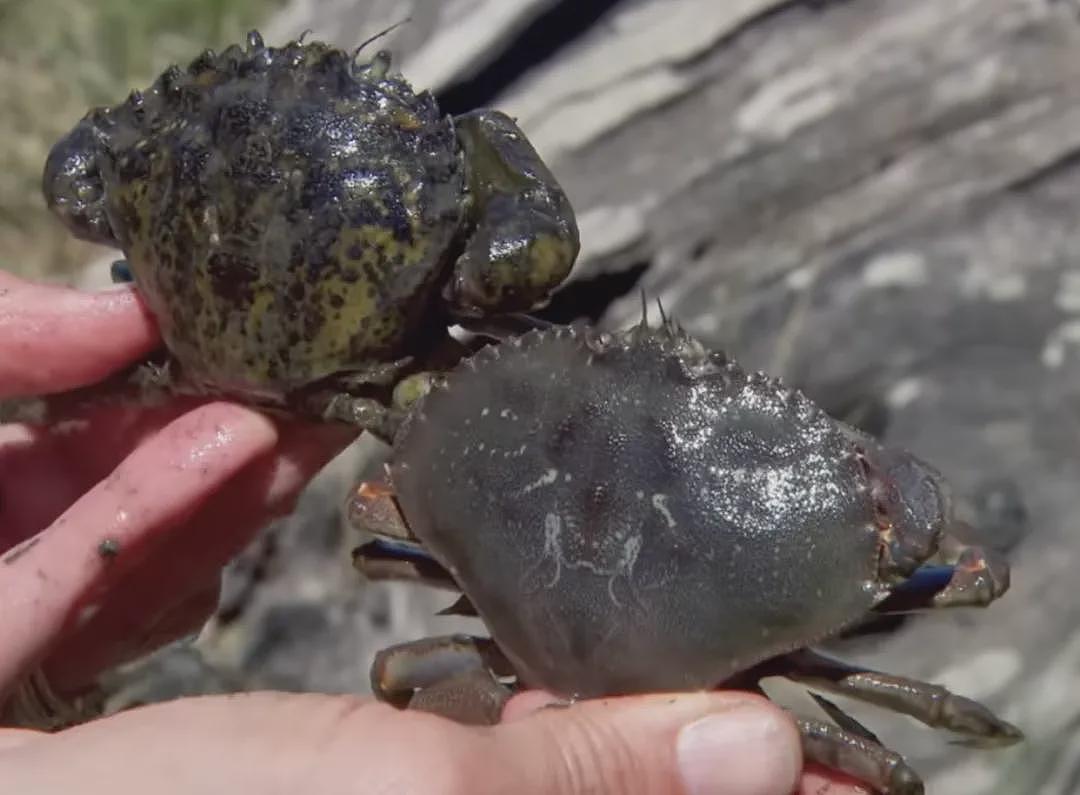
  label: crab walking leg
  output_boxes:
[797,716,925,795]
[808,691,884,744]
[371,635,515,725]
[352,538,461,592]
[308,392,402,442]
[457,312,556,341]
[773,649,1022,745]
[348,473,465,592]
[347,476,420,543]
[351,537,479,615]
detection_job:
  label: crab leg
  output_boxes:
[457,313,555,341]
[307,392,402,442]
[765,649,1022,746]
[347,476,417,537]
[737,679,921,794]
[352,538,461,592]
[796,715,924,795]
[371,635,515,725]
[351,539,477,614]
[348,474,466,592]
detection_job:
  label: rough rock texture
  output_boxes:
[103,2,1080,792]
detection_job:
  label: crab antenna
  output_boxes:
[656,296,669,327]
[354,17,411,59]
[639,288,649,327]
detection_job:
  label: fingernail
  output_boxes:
[677,705,800,795]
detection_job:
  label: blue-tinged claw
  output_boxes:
[874,565,956,614]
[359,535,437,565]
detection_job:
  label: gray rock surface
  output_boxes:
[102,2,1080,792]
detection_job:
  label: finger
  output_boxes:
[0,272,160,399]
[0,727,45,751]
[0,403,279,691]
[479,691,802,795]
[0,691,801,795]
[501,691,864,790]
[40,420,355,692]
[504,692,870,793]
[1,400,205,544]
[0,693,384,791]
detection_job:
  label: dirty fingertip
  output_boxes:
[677,701,801,795]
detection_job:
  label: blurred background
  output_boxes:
[8,1,1080,792]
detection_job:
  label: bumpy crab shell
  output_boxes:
[45,32,465,396]
[37,31,578,430]
[351,319,1022,794]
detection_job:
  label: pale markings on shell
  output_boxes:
[521,467,560,494]
[532,510,644,608]
[651,493,677,529]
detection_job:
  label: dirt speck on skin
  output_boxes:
[1,535,41,565]
[98,538,120,560]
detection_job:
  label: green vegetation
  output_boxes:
[0,0,285,279]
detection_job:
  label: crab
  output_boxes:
[31,30,578,438]
[348,317,1023,795]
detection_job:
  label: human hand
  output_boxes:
[0,271,355,712]
[0,687,863,795]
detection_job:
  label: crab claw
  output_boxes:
[872,565,953,614]
[873,525,1011,615]
[42,117,117,247]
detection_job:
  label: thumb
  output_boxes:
[479,691,802,795]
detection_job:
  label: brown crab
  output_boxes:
[349,317,1022,794]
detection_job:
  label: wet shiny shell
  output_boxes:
[45,35,466,396]
[389,323,891,699]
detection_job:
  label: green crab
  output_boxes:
[350,318,1023,795]
[31,30,578,438]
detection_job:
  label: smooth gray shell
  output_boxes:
[391,323,892,698]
